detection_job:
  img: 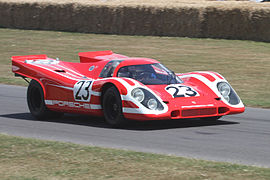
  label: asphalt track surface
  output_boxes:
[1,84,270,167]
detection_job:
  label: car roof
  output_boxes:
[118,58,159,66]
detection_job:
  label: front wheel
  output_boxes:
[102,86,126,127]
[27,80,63,120]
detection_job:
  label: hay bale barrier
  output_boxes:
[0,1,270,41]
[201,7,270,41]
[0,2,203,37]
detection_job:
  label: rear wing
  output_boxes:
[11,51,128,82]
[78,50,128,63]
[12,54,60,66]
[12,54,59,73]
[12,54,48,62]
[11,54,60,81]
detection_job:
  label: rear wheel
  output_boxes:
[102,86,126,127]
[201,116,222,121]
[27,80,63,120]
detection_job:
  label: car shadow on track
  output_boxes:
[0,112,239,131]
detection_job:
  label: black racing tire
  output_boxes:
[27,80,63,120]
[102,86,126,127]
[200,116,222,121]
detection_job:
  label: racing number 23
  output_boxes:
[166,85,198,98]
[73,80,92,102]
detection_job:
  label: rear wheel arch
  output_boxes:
[32,78,47,99]
[27,79,63,120]
[15,73,47,99]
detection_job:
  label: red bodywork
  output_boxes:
[12,51,245,121]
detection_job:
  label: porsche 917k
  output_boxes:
[12,51,245,126]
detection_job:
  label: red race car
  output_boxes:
[12,51,245,126]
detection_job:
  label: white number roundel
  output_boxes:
[73,80,92,102]
[165,85,199,98]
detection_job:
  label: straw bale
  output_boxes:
[0,1,270,41]
[201,7,270,41]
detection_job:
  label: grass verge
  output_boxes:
[1,28,269,107]
[1,134,270,180]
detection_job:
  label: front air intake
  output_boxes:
[182,108,217,117]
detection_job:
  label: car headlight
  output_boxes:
[217,82,231,102]
[131,88,164,111]
[147,98,158,110]
[218,82,231,97]
[217,82,241,105]
[131,88,145,102]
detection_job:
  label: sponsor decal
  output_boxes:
[25,59,59,65]
[89,66,95,71]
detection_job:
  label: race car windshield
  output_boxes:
[117,63,183,85]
